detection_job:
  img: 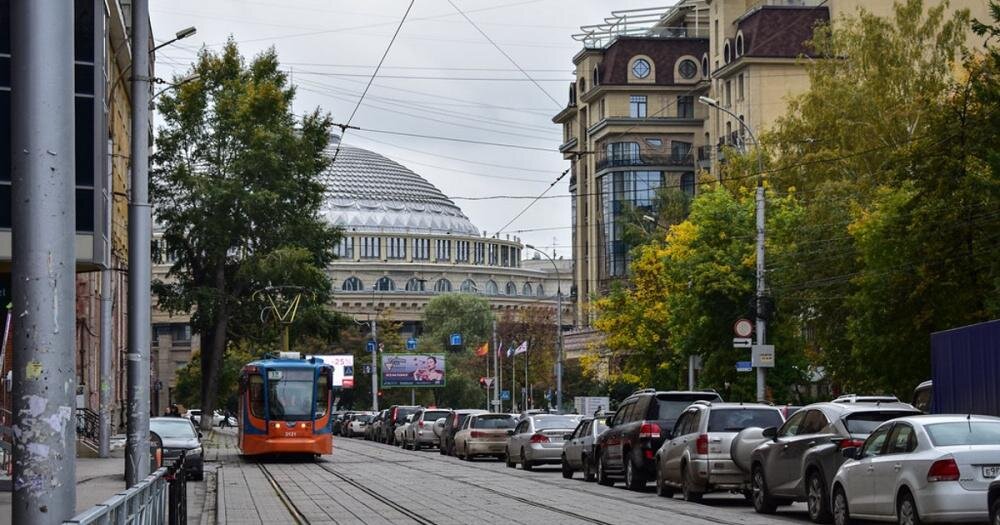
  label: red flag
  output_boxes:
[475,342,489,357]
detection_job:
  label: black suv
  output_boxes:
[382,405,420,445]
[596,389,722,490]
[749,401,920,522]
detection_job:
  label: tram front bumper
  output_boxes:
[241,433,332,456]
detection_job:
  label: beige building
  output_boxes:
[555,0,988,353]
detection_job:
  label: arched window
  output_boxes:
[578,77,586,94]
[592,66,599,87]
[434,278,452,292]
[342,277,363,291]
[735,32,745,57]
[536,284,545,297]
[485,280,499,296]
[723,39,732,64]
[374,276,396,291]
[505,282,517,295]
[405,278,425,292]
[701,54,709,78]
[522,283,533,296]
[460,279,478,293]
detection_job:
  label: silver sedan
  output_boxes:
[505,414,581,471]
[832,414,1000,524]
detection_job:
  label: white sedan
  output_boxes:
[832,414,1000,524]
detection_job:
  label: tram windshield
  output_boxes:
[247,368,329,421]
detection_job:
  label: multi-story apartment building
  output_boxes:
[556,0,989,356]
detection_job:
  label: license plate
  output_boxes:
[982,465,1000,479]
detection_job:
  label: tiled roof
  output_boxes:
[318,142,480,236]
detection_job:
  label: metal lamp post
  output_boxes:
[525,245,563,411]
[698,95,768,402]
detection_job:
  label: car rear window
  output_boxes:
[707,409,783,432]
[534,416,580,430]
[653,394,721,422]
[474,415,516,429]
[844,411,919,434]
[926,422,1000,446]
[395,407,418,420]
[423,411,450,421]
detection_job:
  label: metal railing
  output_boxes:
[63,454,187,525]
[596,152,694,172]
[0,408,11,486]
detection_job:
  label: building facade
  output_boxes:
[555,0,989,353]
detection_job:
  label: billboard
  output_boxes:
[381,354,446,388]
[306,354,354,388]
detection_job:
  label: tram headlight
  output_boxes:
[274,423,281,429]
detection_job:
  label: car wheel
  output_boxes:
[464,445,472,461]
[561,455,573,479]
[807,471,833,523]
[897,490,922,525]
[832,486,853,525]
[681,464,702,502]
[991,497,1000,525]
[521,448,533,471]
[582,455,596,482]
[655,466,674,498]
[751,466,778,514]
[597,451,613,486]
[439,445,446,455]
[505,448,516,468]
[625,457,646,491]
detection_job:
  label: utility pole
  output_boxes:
[526,245,563,411]
[10,0,77,521]
[371,316,379,412]
[126,0,153,486]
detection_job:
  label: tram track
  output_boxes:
[315,462,440,525]
[257,462,311,525]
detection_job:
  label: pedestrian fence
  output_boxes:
[62,453,188,525]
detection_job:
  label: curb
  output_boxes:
[215,465,226,525]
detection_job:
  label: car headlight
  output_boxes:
[190,447,203,456]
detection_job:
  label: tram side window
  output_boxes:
[315,373,329,418]
[249,374,265,418]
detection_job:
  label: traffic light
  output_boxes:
[377,390,383,397]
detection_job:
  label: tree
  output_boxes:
[420,294,494,408]
[152,40,340,429]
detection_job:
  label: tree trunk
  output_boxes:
[200,264,229,432]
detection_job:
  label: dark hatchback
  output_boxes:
[596,389,722,490]
[382,405,420,445]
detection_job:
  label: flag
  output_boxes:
[506,343,516,358]
[513,341,528,356]
[475,342,489,357]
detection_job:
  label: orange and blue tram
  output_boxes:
[237,357,333,456]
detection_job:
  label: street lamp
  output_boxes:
[525,244,564,411]
[153,26,197,54]
[699,95,769,402]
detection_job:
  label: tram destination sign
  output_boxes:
[381,354,446,388]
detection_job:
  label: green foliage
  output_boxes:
[172,344,259,413]
[418,294,495,409]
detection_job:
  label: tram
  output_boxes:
[237,356,333,456]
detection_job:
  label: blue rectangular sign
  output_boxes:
[449,333,462,346]
[500,390,511,401]
[736,361,753,372]
[366,340,376,353]
[406,338,417,351]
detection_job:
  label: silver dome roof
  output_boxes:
[319,142,480,236]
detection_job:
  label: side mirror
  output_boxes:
[762,427,778,440]
[664,429,674,440]
[198,432,203,439]
[841,447,859,460]
[563,433,573,440]
[506,429,515,436]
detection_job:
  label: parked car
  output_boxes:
[595,389,723,490]
[345,413,373,438]
[779,405,805,420]
[655,402,784,501]
[912,380,933,414]
[561,414,610,480]
[402,408,452,450]
[439,409,488,456]
[988,473,1000,525]
[431,412,451,442]
[749,401,921,522]
[454,413,517,460]
[832,414,1000,524]
[150,417,204,480]
[331,411,347,435]
[834,394,900,404]
[505,414,582,470]
[395,414,414,446]
[185,408,229,427]
[367,410,388,441]
[382,405,421,445]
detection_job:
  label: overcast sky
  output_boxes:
[151,0,661,259]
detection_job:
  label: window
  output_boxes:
[474,243,485,264]
[723,40,732,64]
[606,142,640,165]
[578,77,586,94]
[592,66,599,87]
[434,279,452,292]
[736,32,745,56]
[435,239,451,261]
[342,277,363,291]
[405,278,425,292]
[629,95,647,118]
[861,425,892,457]
[387,237,406,259]
[800,410,829,434]
[738,73,745,101]
[522,283,533,295]
[678,59,698,80]
[500,245,510,267]
[374,277,395,291]
[536,284,545,296]
[778,410,808,437]
[631,58,650,79]
[361,237,381,259]
[413,238,430,260]
[671,141,692,161]
[505,282,517,295]
[600,170,664,277]
[677,95,693,118]
[886,424,917,454]
[333,237,353,259]
[725,80,732,107]
[488,244,498,266]
[456,241,470,262]
[702,54,709,77]
[460,279,477,293]
[599,98,606,120]
[645,138,663,147]
[681,172,696,196]
[485,280,499,295]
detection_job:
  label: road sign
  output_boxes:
[733,337,752,348]
[449,333,462,346]
[366,340,376,353]
[406,338,417,351]
[752,345,775,368]
[363,364,373,374]
[483,377,495,388]
[736,361,753,372]
[500,390,511,401]
[734,318,754,338]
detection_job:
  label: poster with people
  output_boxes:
[381,354,446,387]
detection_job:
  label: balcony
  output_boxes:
[559,137,579,154]
[697,145,713,169]
[596,151,694,172]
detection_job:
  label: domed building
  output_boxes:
[321,137,571,335]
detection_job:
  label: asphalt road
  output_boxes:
[227,435,815,524]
